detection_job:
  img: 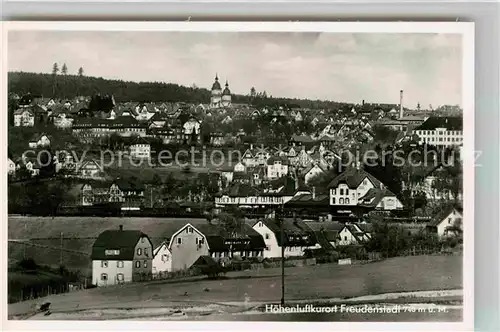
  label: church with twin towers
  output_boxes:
[210,74,232,109]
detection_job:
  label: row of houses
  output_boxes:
[91,203,463,287]
[215,167,405,213]
[91,219,372,286]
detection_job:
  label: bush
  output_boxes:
[18,258,38,270]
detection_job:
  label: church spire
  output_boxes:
[225,80,229,87]
[215,73,219,81]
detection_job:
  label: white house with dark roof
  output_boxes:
[303,163,327,184]
[266,156,289,180]
[28,134,51,149]
[358,188,404,211]
[242,144,271,167]
[76,159,104,179]
[91,225,153,286]
[168,222,265,271]
[13,108,35,127]
[328,167,386,206]
[215,177,310,208]
[129,137,151,159]
[337,224,371,246]
[426,205,463,238]
[413,116,463,147]
[134,104,156,121]
[233,161,247,173]
[152,241,173,275]
[250,218,319,258]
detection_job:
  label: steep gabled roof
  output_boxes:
[216,182,260,197]
[427,204,463,227]
[91,229,151,260]
[251,218,316,247]
[327,167,383,189]
[414,117,462,131]
[358,188,398,208]
[285,193,330,207]
[113,178,145,192]
[266,155,289,165]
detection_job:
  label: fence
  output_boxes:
[8,277,92,304]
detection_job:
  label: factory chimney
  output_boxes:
[399,90,404,119]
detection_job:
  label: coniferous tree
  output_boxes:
[78,67,84,76]
[52,63,59,75]
[61,63,68,75]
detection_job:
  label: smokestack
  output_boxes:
[119,225,123,231]
[399,90,404,119]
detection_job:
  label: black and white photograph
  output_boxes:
[4,22,474,327]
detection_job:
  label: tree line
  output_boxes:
[9,71,357,109]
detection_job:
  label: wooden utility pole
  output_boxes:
[279,203,285,305]
[60,232,63,266]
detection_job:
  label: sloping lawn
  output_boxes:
[8,255,462,317]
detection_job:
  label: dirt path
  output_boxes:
[17,289,463,321]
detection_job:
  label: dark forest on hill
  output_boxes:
[8,71,356,110]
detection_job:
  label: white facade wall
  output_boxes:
[329,177,375,206]
[130,144,151,159]
[92,260,133,286]
[152,244,172,274]
[436,209,463,237]
[415,128,463,147]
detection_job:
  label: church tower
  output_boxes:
[221,80,232,108]
[210,74,222,108]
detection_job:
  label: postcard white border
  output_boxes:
[1,21,475,332]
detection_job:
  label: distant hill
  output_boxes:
[8,71,353,110]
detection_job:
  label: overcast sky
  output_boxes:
[8,31,462,107]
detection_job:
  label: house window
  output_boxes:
[162,254,169,262]
[266,246,270,251]
[143,260,148,268]
[345,189,349,195]
[259,222,263,227]
[177,238,182,245]
[187,227,193,233]
[137,248,142,256]
[344,236,347,241]
[340,189,344,195]
[135,261,141,268]
[448,218,452,224]
[117,261,124,268]
[144,248,149,257]
[101,261,108,268]
[339,198,344,204]
[346,198,350,204]
[265,233,270,240]
[117,273,124,282]
[101,273,108,281]
[141,237,145,243]
[332,197,336,204]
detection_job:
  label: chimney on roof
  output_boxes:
[399,90,404,119]
[119,225,123,231]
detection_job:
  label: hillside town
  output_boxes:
[8,72,463,296]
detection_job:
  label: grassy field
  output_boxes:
[8,216,207,273]
[8,255,462,317]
